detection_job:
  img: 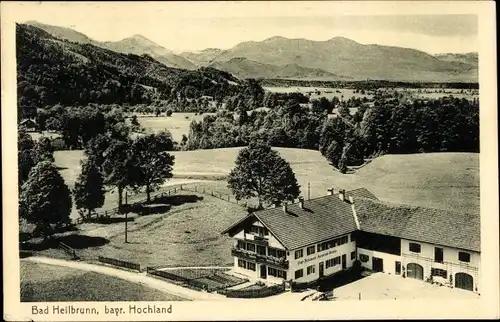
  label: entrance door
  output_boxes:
[395,261,401,275]
[406,263,424,280]
[455,272,473,291]
[319,262,324,277]
[260,264,267,279]
[372,257,383,272]
[342,254,347,269]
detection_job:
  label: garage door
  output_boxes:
[455,272,474,291]
[406,263,423,280]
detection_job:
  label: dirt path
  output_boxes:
[23,256,226,301]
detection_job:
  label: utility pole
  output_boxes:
[125,189,128,243]
[308,182,311,200]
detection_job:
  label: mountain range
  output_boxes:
[25,21,478,82]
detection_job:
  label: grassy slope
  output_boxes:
[20,261,185,302]
[171,148,479,214]
[54,148,479,214]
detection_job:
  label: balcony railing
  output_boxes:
[231,247,289,269]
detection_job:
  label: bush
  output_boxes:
[166,110,173,117]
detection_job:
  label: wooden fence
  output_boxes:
[98,256,141,271]
[222,282,286,298]
[74,186,184,225]
[59,242,79,260]
[179,185,252,208]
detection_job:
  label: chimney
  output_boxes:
[327,188,335,196]
[298,197,304,209]
[282,203,287,213]
[338,189,345,202]
[348,195,354,204]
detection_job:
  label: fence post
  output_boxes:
[180,185,183,190]
[195,186,197,192]
[227,196,230,202]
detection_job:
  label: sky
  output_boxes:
[8,1,479,54]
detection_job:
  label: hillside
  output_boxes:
[168,148,479,215]
[435,52,479,68]
[209,57,345,80]
[180,48,225,66]
[26,21,196,70]
[100,35,197,70]
[16,23,251,117]
[209,36,478,82]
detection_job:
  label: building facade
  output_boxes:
[222,188,481,293]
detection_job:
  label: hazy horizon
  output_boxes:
[13,2,478,54]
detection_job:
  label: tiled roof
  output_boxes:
[354,197,480,252]
[252,195,357,250]
[346,187,379,200]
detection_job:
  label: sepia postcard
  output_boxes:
[2,1,499,321]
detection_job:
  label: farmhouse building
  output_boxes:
[221,188,480,293]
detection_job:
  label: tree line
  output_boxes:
[186,93,479,172]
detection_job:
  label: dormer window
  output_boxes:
[409,242,421,253]
[458,251,471,263]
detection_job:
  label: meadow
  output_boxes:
[54,148,480,217]
[263,86,373,101]
[20,261,185,301]
[137,112,215,143]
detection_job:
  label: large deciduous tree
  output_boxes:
[73,158,105,218]
[19,161,72,239]
[227,140,300,208]
[129,132,175,203]
[101,139,134,209]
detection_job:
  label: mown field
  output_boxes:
[170,148,479,214]
[53,148,480,216]
[20,261,185,302]
[264,86,373,101]
[137,112,215,143]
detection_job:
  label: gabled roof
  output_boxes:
[346,187,378,201]
[222,194,358,250]
[354,197,480,252]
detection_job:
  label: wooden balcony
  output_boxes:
[231,247,289,269]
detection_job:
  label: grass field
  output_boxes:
[54,148,479,215]
[171,148,479,214]
[137,112,215,143]
[31,192,248,267]
[20,261,185,302]
[263,86,373,101]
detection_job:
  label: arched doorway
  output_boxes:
[406,263,423,280]
[455,272,474,291]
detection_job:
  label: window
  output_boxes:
[246,243,256,252]
[277,249,286,258]
[307,246,316,256]
[434,247,444,263]
[458,252,471,263]
[257,245,266,256]
[278,270,287,279]
[395,261,401,275]
[307,265,316,275]
[268,267,277,276]
[351,251,356,260]
[268,248,277,257]
[294,269,304,279]
[333,256,341,266]
[247,262,256,271]
[295,249,304,259]
[317,235,350,252]
[409,242,421,253]
[350,233,356,242]
[238,259,247,269]
[431,268,447,278]
[325,257,340,269]
[237,240,246,249]
[359,254,369,263]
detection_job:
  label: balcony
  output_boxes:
[231,247,289,269]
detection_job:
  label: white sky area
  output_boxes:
[11,2,479,54]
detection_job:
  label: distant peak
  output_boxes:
[263,36,289,42]
[328,36,359,44]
